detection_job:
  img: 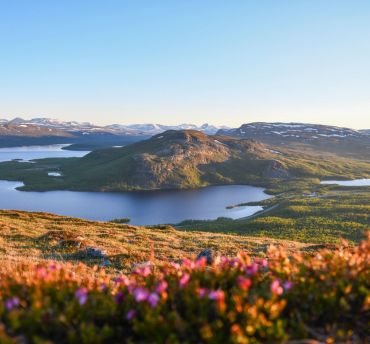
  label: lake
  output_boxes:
[0,181,270,225]
[0,144,89,162]
[321,179,370,186]
[0,145,272,225]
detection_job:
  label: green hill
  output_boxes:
[1,130,369,192]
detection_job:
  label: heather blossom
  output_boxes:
[133,287,149,302]
[114,275,131,287]
[283,281,293,291]
[4,297,20,311]
[134,265,151,277]
[237,276,252,291]
[147,292,160,308]
[209,290,225,302]
[114,291,125,304]
[208,289,226,311]
[75,288,88,305]
[126,309,137,321]
[155,280,168,294]
[271,280,284,295]
[179,273,190,288]
[198,288,208,298]
[246,262,259,276]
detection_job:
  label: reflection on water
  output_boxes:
[0,181,271,225]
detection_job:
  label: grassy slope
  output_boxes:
[0,209,315,273]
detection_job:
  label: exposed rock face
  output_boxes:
[131,131,231,189]
[263,160,290,179]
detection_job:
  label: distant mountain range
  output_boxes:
[0,118,369,159]
[217,122,369,140]
[0,117,229,149]
[0,117,228,135]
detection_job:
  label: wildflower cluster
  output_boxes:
[0,235,369,343]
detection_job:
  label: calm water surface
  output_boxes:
[0,144,89,162]
[0,145,272,225]
[321,179,370,186]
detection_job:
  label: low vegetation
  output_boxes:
[0,234,368,343]
[0,210,312,272]
[179,186,370,244]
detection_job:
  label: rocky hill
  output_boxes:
[3,129,370,192]
[58,130,284,191]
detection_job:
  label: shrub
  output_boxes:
[0,234,369,343]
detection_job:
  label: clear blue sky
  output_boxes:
[0,1,369,128]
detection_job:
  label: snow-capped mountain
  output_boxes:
[217,122,368,141]
[0,118,228,135]
[106,123,226,135]
[216,122,370,158]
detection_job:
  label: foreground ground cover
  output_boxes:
[0,234,368,343]
[0,210,311,272]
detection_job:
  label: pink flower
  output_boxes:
[237,276,252,290]
[255,258,269,268]
[36,266,48,279]
[171,262,181,270]
[126,309,137,320]
[271,280,283,295]
[209,290,225,302]
[246,263,259,276]
[283,281,293,291]
[133,287,149,302]
[75,288,88,305]
[179,273,190,288]
[148,292,160,308]
[134,265,151,277]
[114,275,130,286]
[198,288,208,298]
[182,258,195,269]
[195,256,207,268]
[5,297,19,311]
[48,262,59,271]
[114,291,125,304]
[155,280,168,294]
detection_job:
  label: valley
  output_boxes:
[2,4,370,341]
[0,122,368,244]
[0,127,369,193]
[0,121,369,344]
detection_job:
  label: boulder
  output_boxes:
[196,249,213,265]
